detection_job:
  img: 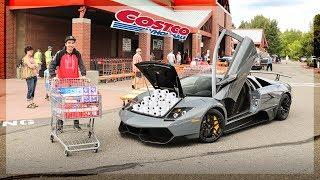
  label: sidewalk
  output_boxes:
[3,79,137,121]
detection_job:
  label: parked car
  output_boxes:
[260,58,269,67]
[118,30,292,144]
[252,57,262,70]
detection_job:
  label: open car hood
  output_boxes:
[135,61,184,98]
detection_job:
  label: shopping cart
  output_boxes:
[50,78,102,156]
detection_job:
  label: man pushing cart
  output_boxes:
[49,36,101,156]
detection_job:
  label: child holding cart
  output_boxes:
[44,66,50,100]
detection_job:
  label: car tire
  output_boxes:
[275,93,291,121]
[199,109,225,143]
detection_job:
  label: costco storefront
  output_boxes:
[4,0,232,78]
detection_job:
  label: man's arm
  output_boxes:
[77,53,87,76]
[49,51,60,77]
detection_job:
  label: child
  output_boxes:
[44,66,50,100]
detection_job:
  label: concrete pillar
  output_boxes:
[163,34,173,63]
[192,33,202,59]
[138,29,151,61]
[72,18,91,70]
[225,14,233,56]
[209,8,220,64]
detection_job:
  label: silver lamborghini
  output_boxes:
[118,30,292,144]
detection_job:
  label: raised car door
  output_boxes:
[214,36,258,102]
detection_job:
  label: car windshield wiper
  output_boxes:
[185,93,194,96]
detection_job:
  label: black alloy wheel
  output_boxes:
[199,109,225,143]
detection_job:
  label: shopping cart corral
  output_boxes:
[50,78,102,156]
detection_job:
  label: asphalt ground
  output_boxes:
[0,60,320,179]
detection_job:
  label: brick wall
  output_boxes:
[215,5,226,27]
[72,18,91,70]
[225,13,232,56]
[138,30,151,61]
[202,5,232,62]
[5,6,16,79]
[25,14,71,55]
[5,12,71,78]
[0,1,4,79]
[192,33,201,58]
[163,34,173,63]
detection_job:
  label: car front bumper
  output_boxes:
[119,121,175,144]
[118,109,201,144]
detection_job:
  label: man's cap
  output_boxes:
[65,36,76,43]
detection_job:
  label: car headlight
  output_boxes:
[166,107,193,120]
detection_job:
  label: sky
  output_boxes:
[229,0,320,32]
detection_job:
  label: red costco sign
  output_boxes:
[111,9,190,40]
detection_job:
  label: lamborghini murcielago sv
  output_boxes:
[118,30,292,144]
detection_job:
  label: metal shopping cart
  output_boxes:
[50,78,102,156]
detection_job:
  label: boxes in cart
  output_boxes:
[82,104,100,118]
[83,86,98,95]
[57,86,99,103]
[63,104,100,119]
[82,95,99,103]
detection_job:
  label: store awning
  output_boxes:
[9,0,212,31]
[8,0,85,9]
[112,0,212,29]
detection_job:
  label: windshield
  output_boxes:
[181,75,219,97]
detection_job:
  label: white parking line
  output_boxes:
[1,119,35,127]
[289,83,320,87]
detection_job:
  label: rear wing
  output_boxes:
[249,71,291,81]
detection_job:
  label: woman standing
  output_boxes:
[22,46,39,108]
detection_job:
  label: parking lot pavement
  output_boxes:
[3,79,134,121]
[1,60,316,176]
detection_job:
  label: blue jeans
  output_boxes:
[26,76,37,101]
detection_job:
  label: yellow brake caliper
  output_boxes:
[212,115,220,135]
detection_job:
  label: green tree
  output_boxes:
[267,20,282,56]
[238,15,282,55]
[280,29,303,57]
[314,14,320,57]
[299,32,313,57]
[287,40,302,60]
[279,30,313,60]
[239,20,250,28]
